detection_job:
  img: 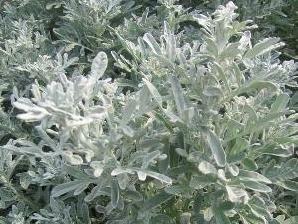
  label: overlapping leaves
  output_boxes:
[0,1,297,223]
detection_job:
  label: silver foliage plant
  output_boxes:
[1,1,298,223]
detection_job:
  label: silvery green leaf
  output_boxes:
[241,180,272,193]
[142,150,162,169]
[86,105,106,119]
[227,138,249,163]
[13,98,50,122]
[35,126,56,149]
[111,168,135,176]
[140,191,172,212]
[90,161,104,177]
[164,185,190,196]
[137,86,153,115]
[232,62,245,86]
[2,140,42,157]
[52,180,90,197]
[84,186,108,202]
[163,109,183,123]
[242,158,258,171]
[239,170,272,184]
[264,158,298,182]
[270,93,290,113]
[205,38,219,57]
[63,151,84,165]
[278,180,298,192]
[111,179,119,209]
[177,51,187,66]
[121,125,134,137]
[190,175,217,189]
[218,169,228,181]
[137,38,147,60]
[74,182,91,196]
[203,86,222,97]
[258,144,294,158]
[226,186,249,204]
[143,33,161,55]
[111,51,131,72]
[142,78,163,108]
[91,51,108,79]
[163,21,176,62]
[46,2,63,10]
[170,75,187,117]
[193,14,209,29]
[227,164,239,176]
[238,80,277,95]
[205,129,226,167]
[65,165,90,180]
[31,83,42,101]
[112,167,171,184]
[137,171,147,181]
[117,173,129,190]
[198,161,217,175]
[244,104,258,124]
[244,38,284,59]
[120,98,136,125]
[239,31,251,50]
[220,42,241,59]
[136,169,172,184]
[247,205,270,223]
[215,20,228,51]
[116,78,138,89]
[65,117,94,127]
[19,173,31,189]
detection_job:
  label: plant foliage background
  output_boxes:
[0,0,297,223]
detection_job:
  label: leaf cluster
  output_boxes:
[0,1,297,223]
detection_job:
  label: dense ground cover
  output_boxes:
[0,0,297,223]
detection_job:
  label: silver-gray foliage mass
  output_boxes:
[0,0,297,223]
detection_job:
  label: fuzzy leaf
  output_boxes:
[278,180,298,192]
[198,161,217,175]
[111,179,120,208]
[140,191,173,212]
[264,158,298,182]
[91,51,108,79]
[244,38,284,59]
[226,186,249,204]
[241,180,272,193]
[143,78,163,108]
[143,33,161,55]
[270,93,290,113]
[205,130,226,167]
[170,75,187,117]
[52,180,90,197]
[239,170,272,184]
